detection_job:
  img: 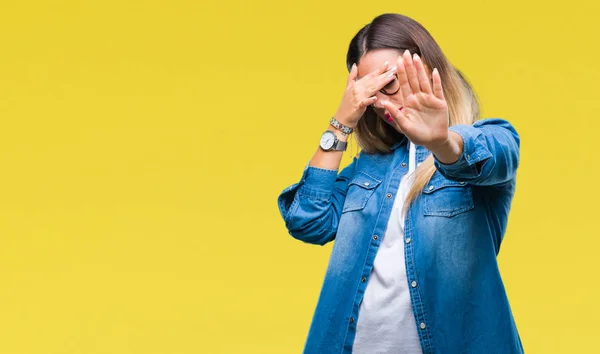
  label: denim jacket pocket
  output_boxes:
[422,175,474,217]
[342,171,382,213]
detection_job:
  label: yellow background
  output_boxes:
[0,0,598,353]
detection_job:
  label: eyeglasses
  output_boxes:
[380,73,400,95]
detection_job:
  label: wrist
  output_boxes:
[425,134,451,153]
[326,125,349,141]
[333,113,357,129]
[428,131,463,164]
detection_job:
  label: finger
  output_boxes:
[361,60,390,82]
[359,96,378,108]
[375,60,391,76]
[365,66,397,96]
[381,99,411,131]
[413,54,432,94]
[404,51,421,94]
[432,68,445,100]
[380,99,398,112]
[347,63,358,85]
[396,56,413,100]
[376,66,398,88]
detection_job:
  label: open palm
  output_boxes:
[381,50,450,149]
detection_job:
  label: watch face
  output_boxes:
[320,131,336,150]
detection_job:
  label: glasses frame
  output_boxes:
[379,73,400,96]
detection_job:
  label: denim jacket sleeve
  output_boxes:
[277,157,357,246]
[433,118,520,187]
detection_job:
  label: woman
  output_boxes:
[277,13,523,354]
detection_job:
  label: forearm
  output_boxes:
[278,150,358,246]
[431,119,520,186]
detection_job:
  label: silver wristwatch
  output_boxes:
[319,130,347,151]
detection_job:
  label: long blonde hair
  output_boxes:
[346,13,480,206]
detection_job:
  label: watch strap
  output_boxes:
[332,139,347,151]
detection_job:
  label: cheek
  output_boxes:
[371,109,388,122]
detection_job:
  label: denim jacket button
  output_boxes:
[420,322,426,329]
[411,281,417,288]
[405,238,411,244]
[363,182,370,186]
[428,185,434,191]
[401,162,407,167]
[386,193,392,199]
[350,317,355,323]
[373,235,379,240]
[361,277,366,283]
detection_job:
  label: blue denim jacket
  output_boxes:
[277,118,524,354]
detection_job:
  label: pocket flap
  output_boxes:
[422,174,467,194]
[348,171,382,190]
[342,171,383,213]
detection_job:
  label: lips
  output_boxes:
[385,107,403,122]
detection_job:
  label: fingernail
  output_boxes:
[399,107,404,111]
[404,50,410,56]
[383,61,389,67]
[413,53,419,60]
[387,116,394,122]
[385,113,391,119]
[381,100,388,105]
[387,72,395,78]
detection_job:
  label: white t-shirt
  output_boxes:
[352,141,423,354]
